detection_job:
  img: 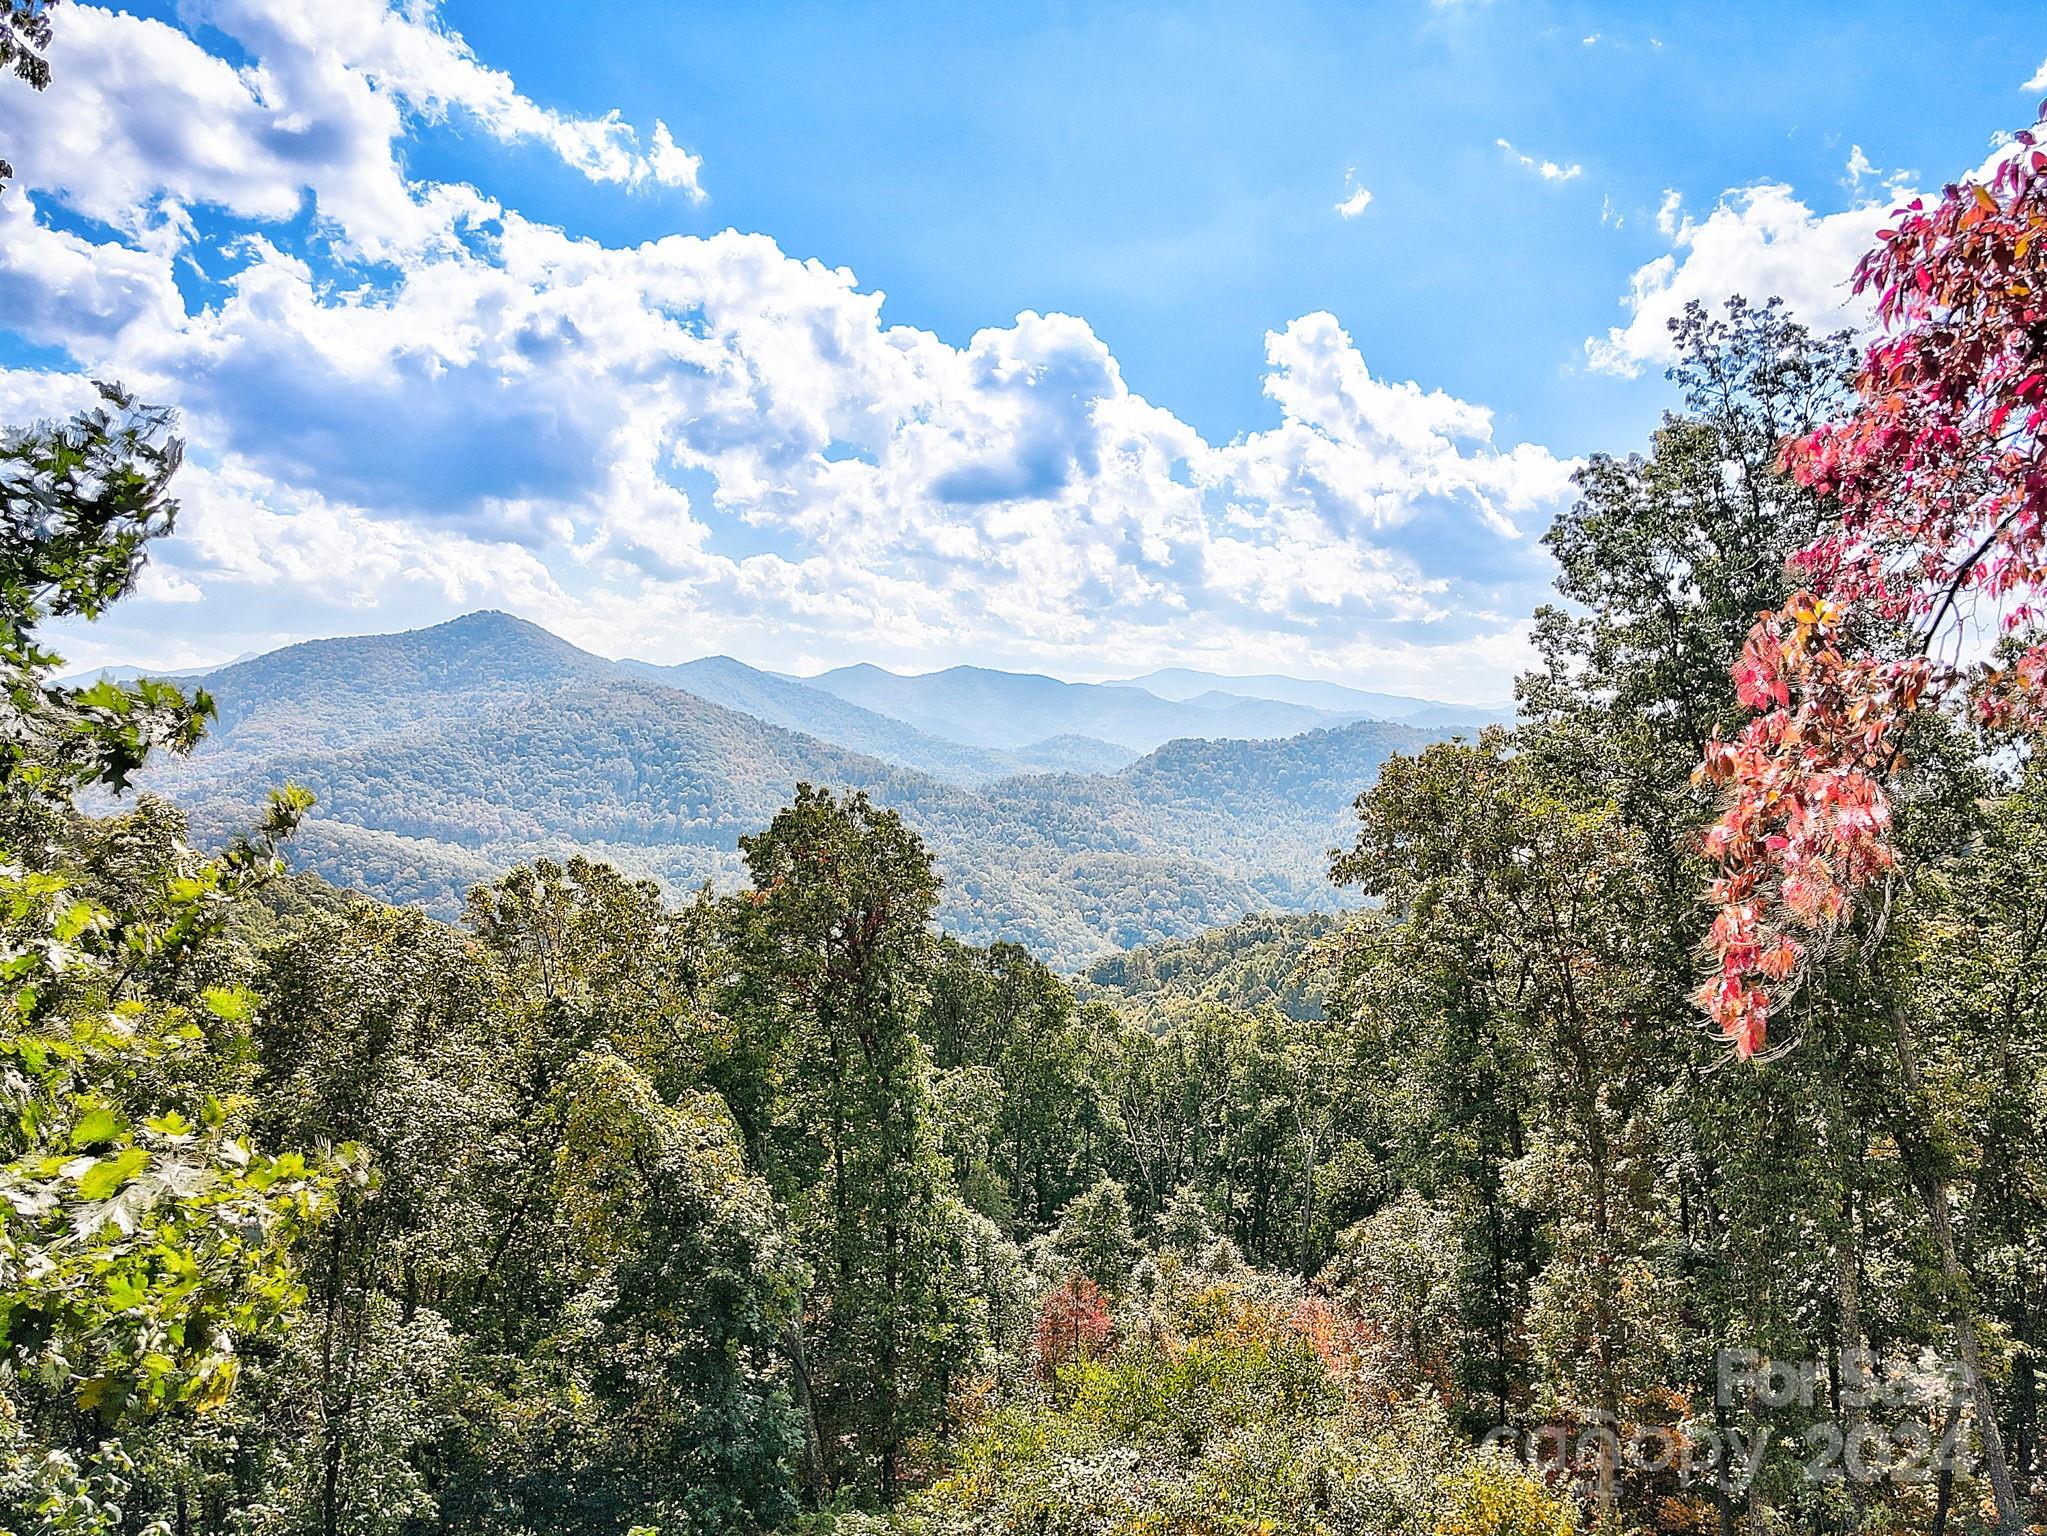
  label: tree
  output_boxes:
[1334,736,1677,1525]
[1319,1193,1464,1400]
[920,937,1115,1232]
[2,385,210,796]
[1700,116,2047,1056]
[1691,113,2047,1536]
[0,389,341,1531]
[725,786,990,1501]
[538,1052,804,1535]
[1031,1275,1112,1381]
[1050,1178,1139,1295]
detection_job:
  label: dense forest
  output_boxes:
[8,18,2047,1536]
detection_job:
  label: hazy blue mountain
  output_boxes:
[1395,702,1515,729]
[619,655,1022,784]
[619,655,1138,785]
[125,613,1431,968]
[1119,665,1512,726]
[58,653,257,687]
[799,661,1344,752]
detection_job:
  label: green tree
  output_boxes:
[726,786,991,1501]
[2,387,211,795]
[0,391,340,1532]
[921,937,1115,1231]
[1333,737,1678,1526]
[1051,1178,1139,1295]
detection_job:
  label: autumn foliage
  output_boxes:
[1032,1273,1113,1380]
[1699,107,2047,1055]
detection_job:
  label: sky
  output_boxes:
[2,1,2041,703]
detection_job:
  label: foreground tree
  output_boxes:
[1700,116,2047,1055]
[726,787,993,1501]
[1,0,57,184]
[1,390,341,1529]
[1693,112,2047,1536]
[1334,736,1676,1527]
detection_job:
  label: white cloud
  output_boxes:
[1496,137,1582,183]
[1335,168,1373,219]
[0,0,700,262]
[1654,188,1684,237]
[7,0,1578,698]
[2026,55,2047,93]
[180,0,703,196]
[1591,136,2028,377]
[1585,183,1885,376]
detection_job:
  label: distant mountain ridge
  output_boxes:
[1118,666,1512,727]
[75,617,1504,761]
[619,655,1137,784]
[118,611,1442,968]
[796,661,1346,753]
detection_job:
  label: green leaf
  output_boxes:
[69,1104,129,1149]
[200,986,255,1023]
[74,1145,150,1200]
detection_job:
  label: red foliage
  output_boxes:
[1287,1293,1368,1379]
[1033,1274,1112,1380]
[1699,108,2047,1055]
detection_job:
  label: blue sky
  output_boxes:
[2,1,2040,700]
[432,0,2039,452]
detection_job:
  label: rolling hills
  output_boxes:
[124,612,1438,967]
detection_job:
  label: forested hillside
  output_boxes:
[133,623,1430,966]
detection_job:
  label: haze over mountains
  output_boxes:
[1117,668,1511,728]
[112,611,1485,966]
[617,656,1138,783]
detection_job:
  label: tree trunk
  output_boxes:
[1833,1180,1873,1519]
[787,1319,827,1501]
[1893,1010,2023,1535]
[1931,1399,1962,1536]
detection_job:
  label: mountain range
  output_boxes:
[1116,668,1511,728]
[111,613,1479,967]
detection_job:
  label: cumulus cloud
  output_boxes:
[4,0,1576,697]
[1588,138,2016,377]
[1496,137,1582,183]
[193,0,706,196]
[2027,56,2047,93]
[1586,184,1886,376]
[0,0,700,261]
